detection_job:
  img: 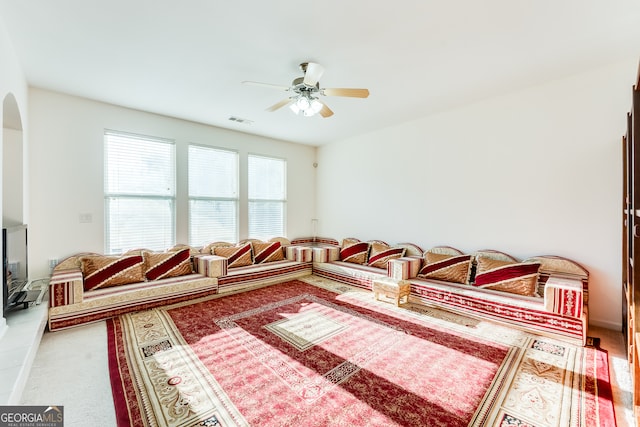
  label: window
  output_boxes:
[188,145,238,246]
[248,155,286,240]
[104,131,175,254]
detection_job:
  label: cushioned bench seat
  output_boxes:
[215,260,312,293]
[49,271,218,331]
[313,260,387,290]
[408,276,588,346]
[300,237,589,346]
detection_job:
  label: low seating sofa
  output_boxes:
[48,238,312,331]
[48,234,589,346]
[306,237,589,346]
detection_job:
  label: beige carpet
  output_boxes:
[20,276,634,427]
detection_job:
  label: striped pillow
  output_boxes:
[80,254,146,292]
[340,240,370,265]
[143,248,193,280]
[252,241,285,264]
[473,256,541,297]
[367,242,406,269]
[417,252,473,284]
[214,243,253,268]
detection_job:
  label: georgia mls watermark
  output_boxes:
[0,406,63,427]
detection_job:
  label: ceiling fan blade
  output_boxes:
[303,62,325,86]
[266,98,293,112]
[242,81,290,91]
[318,102,334,118]
[322,88,370,98]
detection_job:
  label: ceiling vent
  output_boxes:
[228,116,253,125]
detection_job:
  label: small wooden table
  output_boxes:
[372,277,411,306]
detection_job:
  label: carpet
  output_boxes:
[107,277,616,426]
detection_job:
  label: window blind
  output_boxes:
[104,131,176,254]
[248,155,286,240]
[188,145,238,245]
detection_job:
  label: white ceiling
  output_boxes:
[1,1,639,146]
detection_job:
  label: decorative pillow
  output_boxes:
[473,256,541,297]
[252,241,285,264]
[169,244,201,256]
[201,241,234,254]
[417,252,473,284]
[342,237,361,247]
[340,240,370,265]
[143,248,193,280]
[214,243,253,268]
[53,252,100,272]
[367,242,406,269]
[80,254,146,292]
[396,243,424,257]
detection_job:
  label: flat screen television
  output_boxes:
[3,224,28,314]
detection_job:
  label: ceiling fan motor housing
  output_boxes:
[292,77,319,94]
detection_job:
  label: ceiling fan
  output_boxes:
[242,62,369,118]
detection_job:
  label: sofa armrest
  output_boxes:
[49,268,84,307]
[285,246,313,262]
[543,275,584,318]
[388,256,422,280]
[193,254,228,278]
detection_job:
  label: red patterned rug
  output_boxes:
[107,278,616,426]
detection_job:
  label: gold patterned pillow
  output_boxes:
[367,242,406,269]
[80,254,146,292]
[143,248,193,280]
[473,256,541,297]
[214,243,253,268]
[417,252,473,284]
[340,239,370,265]
[252,241,285,264]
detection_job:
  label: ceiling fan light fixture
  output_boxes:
[290,94,323,117]
[244,61,368,119]
[295,95,311,110]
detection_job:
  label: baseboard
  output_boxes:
[589,318,622,331]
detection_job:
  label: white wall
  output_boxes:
[0,18,28,330]
[28,89,317,279]
[317,59,637,330]
[3,128,23,225]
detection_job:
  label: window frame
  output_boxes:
[247,153,287,240]
[103,130,176,254]
[187,143,239,246]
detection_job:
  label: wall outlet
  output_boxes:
[79,213,93,223]
[8,262,19,277]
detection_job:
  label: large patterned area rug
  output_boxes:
[107,277,616,427]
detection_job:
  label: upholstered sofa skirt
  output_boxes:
[48,272,218,331]
[408,277,587,346]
